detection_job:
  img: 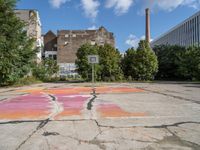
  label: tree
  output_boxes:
[154,45,186,80]
[0,0,37,85]
[122,40,158,81]
[75,43,100,81]
[76,43,123,81]
[178,46,200,80]
[121,47,136,79]
[98,44,123,81]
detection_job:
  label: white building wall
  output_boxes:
[151,11,200,47]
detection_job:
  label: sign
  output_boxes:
[88,55,99,64]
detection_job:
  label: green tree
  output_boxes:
[98,44,123,81]
[121,47,136,79]
[76,43,123,81]
[75,43,100,81]
[178,46,200,80]
[32,58,59,81]
[122,40,158,81]
[154,45,186,80]
[0,0,37,85]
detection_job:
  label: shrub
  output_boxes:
[32,58,59,81]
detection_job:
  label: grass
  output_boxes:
[13,76,42,87]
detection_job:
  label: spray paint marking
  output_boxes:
[0,94,51,120]
[0,87,146,120]
[54,94,91,119]
[97,103,147,118]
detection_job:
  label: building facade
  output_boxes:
[44,26,115,76]
[151,10,200,47]
[43,30,57,60]
[15,9,43,61]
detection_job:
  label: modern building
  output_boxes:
[151,10,200,47]
[15,9,43,61]
[44,26,115,76]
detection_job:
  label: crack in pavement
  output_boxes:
[48,94,56,101]
[0,120,43,125]
[42,131,59,136]
[142,88,200,104]
[7,119,200,150]
[47,94,63,119]
[87,88,97,110]
[59,134,111,150]
[41,128,51,150]
[2,119,200,129]
[87,95,97,110]
[16,119,50,150]
[94,119,200,129]
[15,94,63,150]
[144,121,200,129]
[153,129,200,150]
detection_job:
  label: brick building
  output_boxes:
[43,30,57,60]
[44,26,115,76]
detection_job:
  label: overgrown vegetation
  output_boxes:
[76,43,123,81]
[122,40,158,81]
[154,45,200,81]
[32,58,59,82]
[0,0,37,86]
[1,1,199,86]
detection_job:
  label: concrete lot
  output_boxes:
[0,82,200,150]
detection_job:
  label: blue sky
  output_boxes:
[16,0,200,52]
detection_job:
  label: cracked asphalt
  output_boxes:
[0,82,200,150]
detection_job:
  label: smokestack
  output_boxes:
[145,8,150,43]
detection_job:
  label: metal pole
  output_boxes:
[92,63,94,87]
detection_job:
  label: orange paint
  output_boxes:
[18,87,144,94]
[97,104,147,118]
[55,109,81,119]
[1,87,146,121]
[0,110,49,120]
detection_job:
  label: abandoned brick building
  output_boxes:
[44,26,115,76]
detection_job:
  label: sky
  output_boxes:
[16,0,200,52]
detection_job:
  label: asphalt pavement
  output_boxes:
[0,82,200,150]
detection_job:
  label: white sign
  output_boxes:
[88,55,99,64]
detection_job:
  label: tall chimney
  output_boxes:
[145,8,150,43]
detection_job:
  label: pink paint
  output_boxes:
[55,94,91,118]
[0,94,51,120]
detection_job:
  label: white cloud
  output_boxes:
[143,0,200,12]
[81,0,100,19]
[49,0,70,8]
[126,34,140,48]
[105,0,134,15]
[88,25,97,30]
[126,34,153,48]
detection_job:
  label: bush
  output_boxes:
[14,76,41,86]
[32,58,59,81]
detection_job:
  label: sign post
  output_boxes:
[88,55,99,90]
